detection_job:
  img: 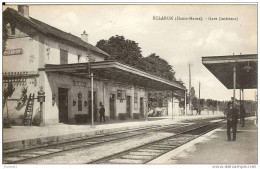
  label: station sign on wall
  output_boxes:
[73,80,86,87]
[3,48,23,56]
[117,90,126,100]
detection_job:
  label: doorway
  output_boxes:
[109,94,115,119]
[88,91,97,122]
[126,96,131,118]
[140,97,144,118]
[58,88,69,123]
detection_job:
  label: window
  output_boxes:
[6,23,16,36]
[134,93,138,109]
[11,23,16,35]
[78,92,82,111]
[87,54,95,62]
[89,57,95,62]
[134,93,138,103]
[60,49,68,64]
[78,100,82,111]
[78,55,81,63]
[117,90,126,100]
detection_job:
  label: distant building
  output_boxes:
[3,5,185,125]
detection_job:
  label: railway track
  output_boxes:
[88,121,225,164]
[3,117,224,164]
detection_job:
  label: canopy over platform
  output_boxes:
[202,54,257,89]
[42,61,186,91]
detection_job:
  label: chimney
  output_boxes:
[18,5,29,18]
[81,31,88,43]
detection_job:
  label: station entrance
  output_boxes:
[109,94,116,119]
[126,96,131,118]
[58,88,69,123]
[88,91,97,122]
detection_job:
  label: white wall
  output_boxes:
[92,52,105,62]
[103,82,148,119]
[3,23,42,125]
[3,77,40,125]
[3,36,40,72]
[168,98,181,116]
[43,72,107,124]
[44,37,105,65]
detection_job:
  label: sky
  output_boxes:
[3,4,258,101]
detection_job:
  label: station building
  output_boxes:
[3,6,185,126]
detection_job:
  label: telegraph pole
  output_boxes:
[188,63,192,115]
[255,90,258,121]
[185,89,187,116]
[88,62,95,128]
[91,72,94,126]
[198,81,201,115]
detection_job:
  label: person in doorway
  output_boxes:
[99,104,105,123]
[226,102,239,141]
[240,104,246,127]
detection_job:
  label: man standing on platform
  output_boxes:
[227,102,239,141]
[99,104,105,123]
[240,104,246,127]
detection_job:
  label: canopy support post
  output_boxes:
[91,72,94,127]
[233,66,237,107]
[185,90,187,116]
[172,90,174,119]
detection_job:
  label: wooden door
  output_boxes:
[109,94,115,119]
[140,97,144,117]
[88,91,97,122]
[126,96,131,118]
[58,88,69,123]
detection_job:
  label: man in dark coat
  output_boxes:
[226,102,239,141]
[99,105,105,123]
[240,105,246,127]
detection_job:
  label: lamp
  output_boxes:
[243,61,253,73]
[37,87,45,103]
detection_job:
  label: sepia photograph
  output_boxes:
[1,2,258,167]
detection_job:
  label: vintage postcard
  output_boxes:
[2,3,258,168]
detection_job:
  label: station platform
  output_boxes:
[3,115,223,151]
[150,116,258,164]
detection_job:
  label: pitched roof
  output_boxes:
[3,7,110,58]
[43,61,186,91]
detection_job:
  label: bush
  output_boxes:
[3,117,11,128]
[75,114,88,123]
[133,113,140,119]
[118,113,127,120]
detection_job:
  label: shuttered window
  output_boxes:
[60,49,68,64]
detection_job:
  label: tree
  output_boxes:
[200,98,205,109]
[148,91,169,109]
[177,79,185,87]
[3,83,15,109]
[205,99,218,114]
[96,36,177,82]
[211,100,218,114]
[189,87,195,112]
[192,96,199,114]
[205,99,212,114]
[96,35,142,67]
[3,83,15,128]
[206,99,211,107]
[96,35,181,112]
[190,87,195,101]
[3,20,8,52]
[140,53,176,81]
